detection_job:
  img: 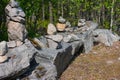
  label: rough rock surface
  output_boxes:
[0,40,36,80]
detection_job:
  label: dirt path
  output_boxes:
[60,41,120,80]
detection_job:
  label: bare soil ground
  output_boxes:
[60,41,120,80]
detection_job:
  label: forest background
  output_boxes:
[0,0,120,41]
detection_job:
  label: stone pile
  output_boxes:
[5,0,27,47]
[77,19,98,32]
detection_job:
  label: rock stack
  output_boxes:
[78,19,86,27]
[5,0,27,47]
[56,16,66,31]
[77,19,98,32]
[0,41,8,63]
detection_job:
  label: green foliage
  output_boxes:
[0,0,120,41]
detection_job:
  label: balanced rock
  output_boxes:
[56,23,66,31]
[78,19,86,27]
[58,16,66,23]
[47,23,57,35]
[5,0,25,23]
[0,41,8,56]
[7,21,27,41]
[77,20,98,32]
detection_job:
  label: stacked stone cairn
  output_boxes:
[5,0,27,48]
[77,19,98,32]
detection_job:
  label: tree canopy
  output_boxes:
[0,0,120,41]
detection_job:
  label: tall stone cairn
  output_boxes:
[5,0,27,42]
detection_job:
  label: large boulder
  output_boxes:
[21,40,84,80]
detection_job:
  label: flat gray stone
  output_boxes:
[45,34,63,42]
[7,41,16,48]
[47,39,59,49]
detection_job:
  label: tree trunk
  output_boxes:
[61,1,64,17]
[42,0,45,21]
[110,0,115,31]
[49,1,53,23]
[102,4,105,27]
[57,0,60,17]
